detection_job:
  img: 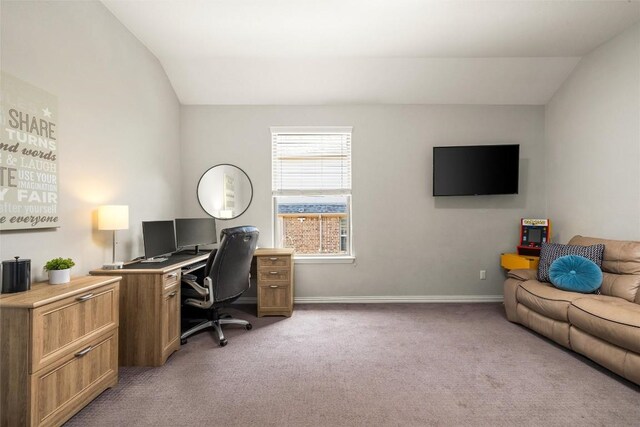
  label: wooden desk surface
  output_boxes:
[90,252,210,275]
[89,248,294,276]
[255,248,295,256]
[0,275,121,308]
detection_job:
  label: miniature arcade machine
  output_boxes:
[517,218,551,256]
[501,218,552,270]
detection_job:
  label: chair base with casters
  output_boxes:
[180,304,252,347]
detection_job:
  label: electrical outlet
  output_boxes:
[480,270,486,280]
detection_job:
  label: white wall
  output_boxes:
[545,23,640,242]
[0,1,181,281]
[180,105,545,298]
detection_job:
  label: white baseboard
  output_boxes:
[235,295,503,304]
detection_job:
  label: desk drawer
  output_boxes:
[257,256,291,269]
[257,268,290,282]
[31,331,118,427]
[163,270,180,289]
[258,283,291,312]
[31,283,118,373]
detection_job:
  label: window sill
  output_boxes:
[293,256,356,264]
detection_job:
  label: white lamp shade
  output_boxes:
[98,205,129,230]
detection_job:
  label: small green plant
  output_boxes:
[44,257,75,271]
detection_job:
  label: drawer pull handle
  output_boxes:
[166,273,178,279]
[76,293,94,302]
[269,271,279,275]
[269,257,279,261]
[168,291,177,298]
[269,285,279,288]
[75,346,93,357]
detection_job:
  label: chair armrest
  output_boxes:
[181,275,209,298]
[507,269,538,281]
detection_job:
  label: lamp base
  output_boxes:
[102,262,124,270]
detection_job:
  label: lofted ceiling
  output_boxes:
[102,0,640,105]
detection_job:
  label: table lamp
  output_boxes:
[98,205,129,269]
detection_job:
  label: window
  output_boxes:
[271,127,352,258]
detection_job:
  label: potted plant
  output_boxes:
[44,257,75,285]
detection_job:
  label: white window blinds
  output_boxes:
[271,127,352,193]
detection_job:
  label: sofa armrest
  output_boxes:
[504,269,537,323]
[507,269,538,282]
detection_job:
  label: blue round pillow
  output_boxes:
[549,255,602,293]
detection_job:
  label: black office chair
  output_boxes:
[180,225,259,347]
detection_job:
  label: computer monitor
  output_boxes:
[175,218,217,254]
[142,220,177,261]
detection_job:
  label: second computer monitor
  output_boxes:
[142,220,177,260]
[175,218,217,254]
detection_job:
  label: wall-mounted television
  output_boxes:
[433,144,519,196]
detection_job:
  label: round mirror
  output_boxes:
[197,164,253,220]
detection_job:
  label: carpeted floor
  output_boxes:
[66,303,639,426]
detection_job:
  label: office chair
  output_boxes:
[180,225,259,347]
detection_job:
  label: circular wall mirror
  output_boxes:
[197,164,253,220]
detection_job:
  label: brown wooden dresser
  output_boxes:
[0,275,120,427]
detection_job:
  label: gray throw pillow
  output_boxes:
[537,242,605,282]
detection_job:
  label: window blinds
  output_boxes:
[272,128,352,193]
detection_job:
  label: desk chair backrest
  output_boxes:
[207,225,259,302]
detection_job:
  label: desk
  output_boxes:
[90,248,295,366]
[91,251,209,367]
[0,276,120,426]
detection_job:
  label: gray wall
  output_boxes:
[0,1,181,280]
[545,23,640,242]
[180,105,545,299]
[5,1,632,296]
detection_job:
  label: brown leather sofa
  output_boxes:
[504,235,640,385]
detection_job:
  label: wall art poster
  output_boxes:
[0,72,60,230]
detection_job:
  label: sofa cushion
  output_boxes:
[538,242,604,283]
[568,296,640,354]
[516,281,589,322]
[569,235,640,275]
[599,272,640,303]
[569,236,640,302]
[549,255,602,293]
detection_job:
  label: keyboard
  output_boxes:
[182,262,206,275]
[140,257,169,263]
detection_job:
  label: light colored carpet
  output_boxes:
[66,303,639,426]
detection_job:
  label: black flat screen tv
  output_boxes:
[433,144,519,196]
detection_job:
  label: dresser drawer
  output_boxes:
[31,331,118,427]
[257,256,291,269]
[31,283,118,373]
[257,268,290,282]
[163,270,180,289]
